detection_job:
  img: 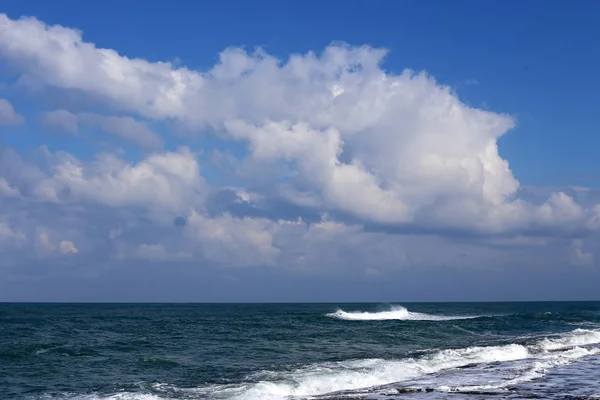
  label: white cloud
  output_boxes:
[184,212,402,271]
[34,147,205,214]
[41,109,78,135]
[78,113,162,149]
[571,239,594,266]
[586,205,600,230]
[0,98,24,125]
[2,13,597,235]
[33,229,78,256]
[0,177,20,197]
[186,211,283,267]
[58,240,78,254]
[225,120,411,223]
[178,210,581,273]
[0,14,196,120]
[41,109,162,148]
[35,229,55,254]
[0,190,598,281]
[0,219,26,244]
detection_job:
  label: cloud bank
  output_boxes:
[0,13,598,300]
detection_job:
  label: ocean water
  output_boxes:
[2,303,600,400]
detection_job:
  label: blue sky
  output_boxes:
[0,1,599,301]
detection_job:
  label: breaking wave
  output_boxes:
[186,328,600,400]
[326,305,482,321]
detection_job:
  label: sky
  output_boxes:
[0,0,599,302]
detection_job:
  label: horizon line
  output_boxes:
[1,300,599,304]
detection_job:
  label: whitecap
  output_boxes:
[325,305,482,321]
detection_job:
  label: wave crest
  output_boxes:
[210,329,600,399]
[326,305,481,321]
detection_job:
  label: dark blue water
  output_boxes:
[2,302,600,400]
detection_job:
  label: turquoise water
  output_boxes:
[2,302,600,399]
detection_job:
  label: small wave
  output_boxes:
[326,305,482,321]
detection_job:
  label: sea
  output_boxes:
[2,302,600,400]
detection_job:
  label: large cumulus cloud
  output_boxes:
[0,12,598,285]
[0,13,596,234]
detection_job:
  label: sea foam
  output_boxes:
[326,305,481,321]
[196,328,600,400]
